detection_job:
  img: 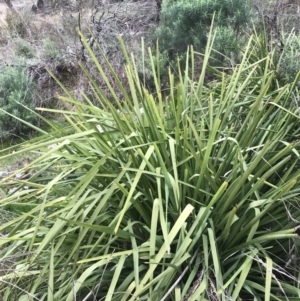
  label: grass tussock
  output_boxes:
[0,27,300,301]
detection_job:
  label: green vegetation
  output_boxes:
[40,38,62,62]
[154,0,253,62]
[15,38,35,59]
[1,0,300,300]
[0,27,300,300]
[0,64,37,140]
[279,31,300,83]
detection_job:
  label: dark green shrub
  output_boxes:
[155,0,253,59]
[0,65,37,140]
[211,26,244,64]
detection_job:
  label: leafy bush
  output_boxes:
[0,65,37,140]
[155,0,253,58]
[211,26,245,64]
[40,38,62,62]
[15,39,35,58]
[0,30,300,300]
